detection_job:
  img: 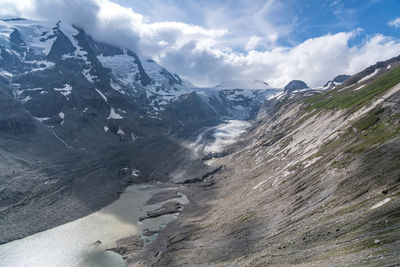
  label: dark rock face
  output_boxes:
[164,92,219,126]
[342,55,400,87]
[332,74,351,83]
[0,90,34,134]
[46,27,75,62]
[284,80,309,93]
[323,74,351,89]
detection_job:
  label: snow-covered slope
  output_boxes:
[0,18,199,115]
[0,18,278,145]
[321,74,350,90]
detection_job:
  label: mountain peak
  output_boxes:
[322,74,350,90]
[284,80,309,93]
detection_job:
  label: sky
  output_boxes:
[1,0,400,87]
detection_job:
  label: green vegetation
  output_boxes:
[305,65,400,111]
[352,109,383,131]
[311,109,400,169]
[237,212,256,223]
[346,116,400,154]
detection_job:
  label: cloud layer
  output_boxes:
[388,17,400,29]
[2,0,400,87]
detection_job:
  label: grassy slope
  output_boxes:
[304,64,400,155]
[305,65,400,111]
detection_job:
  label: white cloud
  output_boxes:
[2,0,400,88]
[388,17,400,28]
[245,36,263,51]
[158,30,400,87]
[0,0,35,18]
[158,40,168,46]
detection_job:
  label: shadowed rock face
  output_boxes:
[0,91,34,134]
[332,74,351,83]
[323,74,351,89]
[284,80,309,93]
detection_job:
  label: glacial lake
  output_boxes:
[0,184,188,267]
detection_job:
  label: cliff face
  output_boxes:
[134,63,400,266]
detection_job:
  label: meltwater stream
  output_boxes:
[0,184,188,267]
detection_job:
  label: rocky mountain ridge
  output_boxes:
[322,74,351,90]
[283,80,309,93]
[130,55,400,266]
[0,19,279,141]
[0,18,277,243]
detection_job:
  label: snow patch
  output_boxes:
[0,69,13,77]
[110,80,125,94]
[358,69,379,83]
[267,91,285,100]
[25,60,55,73]
[107,108,123,120]
[54,84,72,98]
[303,156,321,168]
[95,88,108,102]
[117,127,125,135]
[370,198,391,210]
[131,169,141,177]
[58,112,65,119]
[61,53,74,60]
[82,68,98,83]
[354,84,366,91]
[253,179,269,190]
[20,95,32,103]
[104,126,109,132]
[34,117,50,122]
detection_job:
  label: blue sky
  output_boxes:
[113,0,400,50]
[2,0,400,87]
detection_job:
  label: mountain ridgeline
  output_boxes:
[133,55,400,266]
[0,19,276,243]
[1,18,400,266]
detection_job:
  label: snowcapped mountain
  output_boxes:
[283,80,309,93]
[0,18,274,242]
[321,74,350,90]
[0,18,280,243]
[0,18,278,147]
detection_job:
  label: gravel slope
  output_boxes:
[128,76,400,266]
